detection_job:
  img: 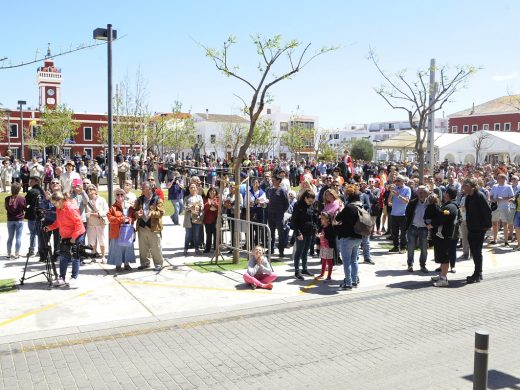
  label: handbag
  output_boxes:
[117,224,135,247]
[490,201,498,212]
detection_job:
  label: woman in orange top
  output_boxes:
[107,188,136,272]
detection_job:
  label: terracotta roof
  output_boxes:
[193,113,248,123]
[449,95,520,117]
[150,112,191,121]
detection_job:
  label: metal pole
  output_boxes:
[7,112,11,151]
[107,23,114,206]
[426,58,436,175]
[473,330,489,390]
[19,104,25,161]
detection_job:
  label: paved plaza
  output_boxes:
[1,218,520,389]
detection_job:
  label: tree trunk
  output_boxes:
[417,148,425,184]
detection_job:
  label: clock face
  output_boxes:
[47,89,55,96]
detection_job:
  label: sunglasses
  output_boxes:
[51,181,60,185]
[116,194,125,197]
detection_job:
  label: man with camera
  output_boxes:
[44,192,86,289]
[24,176,45,257]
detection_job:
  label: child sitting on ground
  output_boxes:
[243,246,277,290]
[425,193,444,239]
[315,212,336,281]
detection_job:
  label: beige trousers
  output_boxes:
[137,226,164,267]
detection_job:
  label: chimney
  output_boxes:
[205,108,209,120]
[470,102,475,115]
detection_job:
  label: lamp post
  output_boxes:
[17,100,26,161]
[93,24,117,205]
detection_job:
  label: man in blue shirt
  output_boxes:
[389,175,411,253]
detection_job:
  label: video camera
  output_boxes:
[59,238,100,259]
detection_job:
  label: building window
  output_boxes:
[504,122,511,132]
[63,148,71,159]
[266,108,271,115]
[84,127,93,141]
[517,122,520,131]
[494,123,500,131]
[32,125,39,138]
[9,124,18,138]
[84,148,93,157]
[210,134,216,144]
[463,125,469,133]
[451,126,458,133]
[280,122,288,131]
[472,125,478,133]
[197,134,203,144]
[483,124,489,130]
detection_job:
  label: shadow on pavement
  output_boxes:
[463,369,520,389]
[386,278,467,290]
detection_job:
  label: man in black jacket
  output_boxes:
[24,176,45,257]
[404,185,429,273]
[462,178,492,283]
[267,175,289,257]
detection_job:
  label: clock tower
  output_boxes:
[37,44,62,110]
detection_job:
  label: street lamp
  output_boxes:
[17,100,26,161]
[93,24,117,205]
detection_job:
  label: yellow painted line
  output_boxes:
[119,280,273,294]
[299,278,319,295]
[0,290,94,328]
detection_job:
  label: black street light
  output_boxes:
[93,24,117,205]
[17,100,26,161]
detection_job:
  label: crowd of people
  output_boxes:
[2,148,519,290]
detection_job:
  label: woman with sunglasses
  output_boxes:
[107,188,136,272]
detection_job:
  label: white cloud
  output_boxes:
[491,72,519,81]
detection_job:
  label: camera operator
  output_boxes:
[24,176,45,257]
[44,191,86,288]
[39,179,63,262]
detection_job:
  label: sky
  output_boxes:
[1,0,520,129]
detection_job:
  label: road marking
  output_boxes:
[0,290,94,328]
[299,278,319,294]
[119,279,274,294]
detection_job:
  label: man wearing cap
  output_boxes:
[24,176,45,257]
[60,160,80,195]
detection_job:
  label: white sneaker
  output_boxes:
[53,278,66,288]
[433,278,449,287]
[67,278,78,289]
[435,232,444,239]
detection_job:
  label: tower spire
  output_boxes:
[46,43,51,58]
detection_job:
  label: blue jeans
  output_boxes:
[293,234,313,274]
[184,224,202,250]
[28,219,38,252]
[360,235,371,261]
[406,226,429,267]
[338,237,361,286]
[171,199,183,225]
[58,234,85,280]
[7,221,24,254]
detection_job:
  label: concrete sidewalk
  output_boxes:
[1,217,519,344]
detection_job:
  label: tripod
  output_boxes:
[20,221,58,287]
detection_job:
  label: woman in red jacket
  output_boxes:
[44,191,86,288]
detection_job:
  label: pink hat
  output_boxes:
[72,178,83,187]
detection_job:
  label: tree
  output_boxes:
[217,122,249,158]
[369,51,477,182]
[318,145,337,162]
[350,139,374,161]
[98,69,151,153]
[280,121,313,160]
[473,131,493,166]
[204,34,335,262]
[250,118,274,158]
[28,104,79,157]
[313,128,332,159]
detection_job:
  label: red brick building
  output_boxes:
[448,96,520,134]
[0,55,129,160]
